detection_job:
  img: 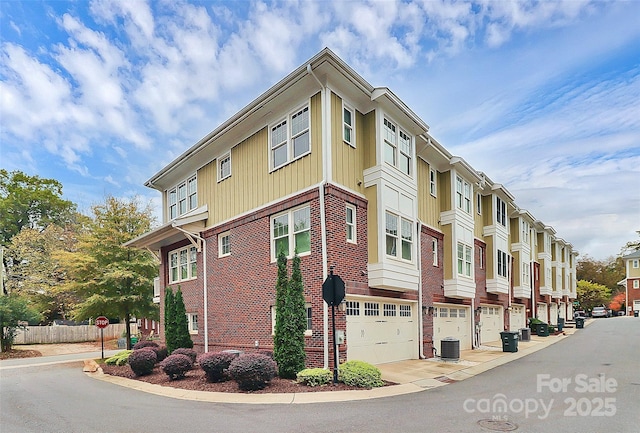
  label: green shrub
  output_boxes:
[228,353,277,391]
[155,346,168,362]
[133,340,159,350]
[171,348,197,363]
[160,354,193,380]
[338,360,384,388]
[105,350,132,366]
[128,348,157,376]
[296,368,332,387]
[198,352,238,383]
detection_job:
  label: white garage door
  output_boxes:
[558,303,566,319]
[346,298,417,365]
[480,305,503,344]
[537,303,548,323]
[433,304,471,352]
[633,300,640,312]
[509,304,526,331]
[549,303,558,325]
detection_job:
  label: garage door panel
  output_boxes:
[509,305,526,331]
[480,306,503,344]
[433,305,471,351]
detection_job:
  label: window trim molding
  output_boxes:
[168,245,198,284]
[269,102,311,172]
[429,168,437,197]
[346,203,357,244]
[217,152,231,182]
[218,231,231,257]
[270,204,312,261]
[167,174,197,221]
[187,312,198,334]
[382,116,413,177]
[343,102,355,148]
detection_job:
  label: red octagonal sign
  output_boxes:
[95,316,109,329]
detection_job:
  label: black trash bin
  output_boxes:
[557,318,565,332]
[537,323,549,337]
[500,331,519,352]
[441,337,460,361]
[520,327,531,342]
[635,311,639,318]
[575,317,585,329]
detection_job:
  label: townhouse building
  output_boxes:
[126,48,577,369]
[622,250,640,315]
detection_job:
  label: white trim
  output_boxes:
[270,204,312,261]
[268,101,311,172]
[218,231,231,257]
[187,312,198,334]
[342,102,356,147]
[217,152,231,182]
[346,203,357,244]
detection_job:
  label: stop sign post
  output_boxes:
[95,316,109,359]
[322,267,345,383]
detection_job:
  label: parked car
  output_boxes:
[617,311,625,316]
[591,306,609,318]
[574,310,586,319]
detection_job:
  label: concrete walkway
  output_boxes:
[85,322,590,404]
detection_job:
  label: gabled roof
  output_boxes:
[623,249,640,260]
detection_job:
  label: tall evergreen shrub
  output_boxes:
[164,287,176,353]
[173,288,193,350]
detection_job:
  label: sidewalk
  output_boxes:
[85,321,590,404]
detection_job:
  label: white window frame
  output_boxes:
[219,231,230,257]
[385,211,413,262]
[456,175,472,214]
[346,204,356,244]
[633,260,639,268]
[479,246,485,269]
[457,241,472,277]
[429,168,437,197]
[633,280,639,289]
[523,263,530,285]
[476,193,482,215]
[272,304,312,336]
[270,104,310,171]
[271,205,311,261]
[497,197,507,226]
[187,313,198,334]
[432,238,438,266]
[343,103,355,147]
[168,246,198,284]
[522,221,530,243]
[497,249,508,278]
[167,175,197,220]
[383,117,412,176]
[218,152,231,182]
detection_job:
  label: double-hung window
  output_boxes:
[343,104,355,146]
[187,313,198,334]
[523,263,530,285]
[633,259,639,268]
[383,117,412,176]
[219,232,230,257]
[169,246,197,283]
[385,211,412,261]
[346,204,356,243]
[167,175,197,220]
[476,193,482,215]
[456,175,472,214]
[522,221,530,243]
[429,168,437,196]
[457,242,472,277]
[271,105,310,170]
[497,197,507,226]
[218,152,231,181]
[272,205,311,259]
[497,249,508,278]
[432,238,438,266]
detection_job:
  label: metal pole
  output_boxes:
[332,304,338,384]
[101,328,104,359]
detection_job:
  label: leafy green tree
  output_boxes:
[63,196,159,349]
[576,280,612,313]
[0,170,76,246]
[0,294,41,351]
[576,255,625,294]
[273,251,307,378]
[172,288,193,351]
[164,286,176,353]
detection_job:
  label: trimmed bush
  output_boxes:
[296,368,332,387]
[171,347,197,364]
[228,353,277,391]
[338,360,384,388]
[133,340,159,350]
[155,345,168,362]
[128,348,157,376]
[105,350,132,366]
[160,354,193,380]
[198,352,238,383]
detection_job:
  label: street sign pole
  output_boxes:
[95,316,109,359]
[101,328,104,359]
[331,299,338,384]
[322,266,345,384]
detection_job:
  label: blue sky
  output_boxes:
[1,0,638,261]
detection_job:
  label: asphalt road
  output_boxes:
[1,318,638,433]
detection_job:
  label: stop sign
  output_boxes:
[95,316,109,329]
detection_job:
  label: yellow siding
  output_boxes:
[482,195,493,227]
[417,159,440,227]
[443,224,453,280]
[510,218,519,243]
[362,111,377,169]
[512,250,521,286]
[485,236,495,280]
[331,93,366,194]
[629,265,640,278]
[366,184,379,263]
[474,198,483,239]
[198,92,323,225]
[439,171,451,212]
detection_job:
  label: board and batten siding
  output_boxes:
[331,93,367,195]
[417,159,440,228]
[197,93,323,226]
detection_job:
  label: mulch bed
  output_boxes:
[0,349,43,360]
[100,363,392,394]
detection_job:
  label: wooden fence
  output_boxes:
[13,323,138,345]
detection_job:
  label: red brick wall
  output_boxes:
[421,225,444,358]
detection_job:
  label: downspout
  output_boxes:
[307,63,331,369]
[417,221,424,358]
[172,225,209,353]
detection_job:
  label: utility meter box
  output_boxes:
[336,330,345,345]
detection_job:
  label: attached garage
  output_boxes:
[433,304,472,352]
[345,297,418,365]
[509,304,526,331]
[479,305,503,344]
[549,303,558,325]
[537,303,548,322]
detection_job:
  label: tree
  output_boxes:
[0,294,41,351]
[576,280,612,313]
[609,292,626,313]
[172,288,193,351]
[164,286,176,353]
[273,251,306,379]
[0,170,76,246]
[576,255,625,294]
[63,196,159,349]
[621,231,640,255]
